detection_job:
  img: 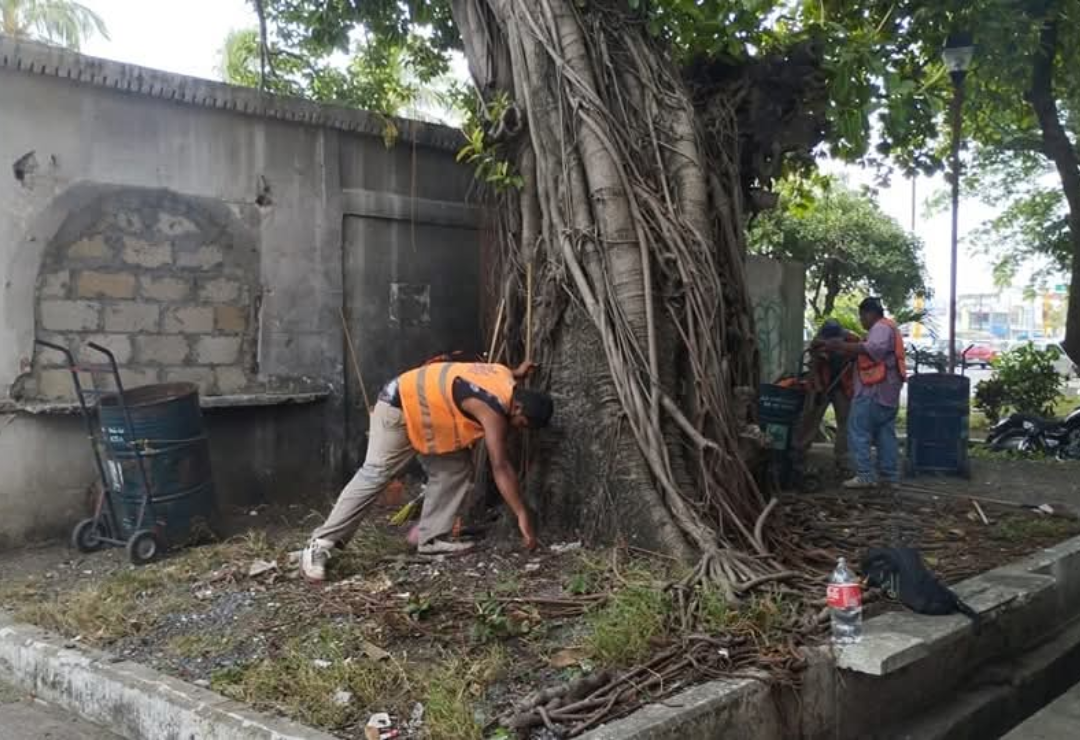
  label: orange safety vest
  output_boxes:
[857,319,908,386]
[813,332,861,398]
[398,362,516,455]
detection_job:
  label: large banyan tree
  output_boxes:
[249,0,953,592]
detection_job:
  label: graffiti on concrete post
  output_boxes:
[754,297,784,382]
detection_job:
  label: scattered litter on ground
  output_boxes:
[333,689,354,706]
[2,492,1077,740]
[360,640,391,662]
[247,559,278,578]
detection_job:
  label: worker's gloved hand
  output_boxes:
[518,513,539,551]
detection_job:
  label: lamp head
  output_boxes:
[942,32,975,75]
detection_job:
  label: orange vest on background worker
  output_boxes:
[399,362,516,455]
[813,332,861,397]
[857,318,908,386]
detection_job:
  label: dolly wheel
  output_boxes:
[127,530,161,565]
[72,518,107,553]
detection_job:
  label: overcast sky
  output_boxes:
[76,0,1036,304]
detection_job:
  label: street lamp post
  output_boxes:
[943,33,975,374]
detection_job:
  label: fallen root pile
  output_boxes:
[498,631,808,736]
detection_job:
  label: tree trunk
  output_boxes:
[449,0,794,590]
[1028,16,1080,363]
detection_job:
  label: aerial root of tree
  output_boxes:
[451,0,829,600]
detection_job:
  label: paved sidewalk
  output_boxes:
[0,677,122,739]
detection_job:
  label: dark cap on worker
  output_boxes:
[819,319,844,339]
[858,296,884,316]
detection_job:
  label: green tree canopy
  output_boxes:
[749,178,928,318]
[0,0,108,50]
[218,26,455,122]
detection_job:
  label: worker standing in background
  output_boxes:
[821,297,907,491]
[301,360,554,582]
[796,319,860,481]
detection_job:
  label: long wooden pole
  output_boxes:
[525,263,534,362]
[340,306,372,414]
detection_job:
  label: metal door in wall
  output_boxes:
[340,193,483,472]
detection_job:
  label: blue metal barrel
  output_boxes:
[98,383,215,543]
[759,383,806,487]
[905,373,971,477]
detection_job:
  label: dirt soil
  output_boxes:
[1,486,1077,740]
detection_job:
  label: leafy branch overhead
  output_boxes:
[749,177,928,318]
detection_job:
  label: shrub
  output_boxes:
[975,343,1063,421]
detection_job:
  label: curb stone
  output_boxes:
[0,612,336,740]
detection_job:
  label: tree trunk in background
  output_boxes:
[449,0,790,587]
[1029,17,1080,364]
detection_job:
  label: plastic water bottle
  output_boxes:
[828,557,862,644]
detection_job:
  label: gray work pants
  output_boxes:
[311,401,472,546]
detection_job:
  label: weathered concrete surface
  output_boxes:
[0,613,336,740]
[582,677,784,740]
[888,615,1080,740]
[747,255,805,383]
[0,36,482,548]
[1003,674,1080,740]
[0,677,123,740]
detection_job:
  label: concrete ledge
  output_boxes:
[0,613,335,740]
[581,677,782,740]
[837,569,1057,675]
[1,391,330,416]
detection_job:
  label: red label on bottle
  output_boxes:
[827,583,862,609]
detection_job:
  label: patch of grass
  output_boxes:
[212,624,503,739]
[13,565,176,641]
[334,527,408,577]
[992,515,1079,543]
[493,574,522,595]
[585,584,672,667]
[422,646,505,740]
[695,586,733,633]
[212,624,409,730]
[5,532,289,644]
[563,552,612,596]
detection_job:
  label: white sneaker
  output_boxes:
[417,538,476,556]
[301,538,335,582]
[842,476,877,490]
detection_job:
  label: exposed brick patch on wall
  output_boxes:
[29,189,259,400]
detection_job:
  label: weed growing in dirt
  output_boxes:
[695,586,732,633]
[333,527,408,577]
[992,515,1078,543]
[585,584,672,667]
[422,647,505,740]
[212,624,410,730]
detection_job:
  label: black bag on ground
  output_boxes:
[861,546,980,632]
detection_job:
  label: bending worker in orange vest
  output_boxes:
[817,297,907,490]
[794,319,860,480]
[302,361,554,582]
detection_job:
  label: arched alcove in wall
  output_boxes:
[25,186,261,400]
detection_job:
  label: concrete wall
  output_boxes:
[0,38,479,548]
[747,255,805,383]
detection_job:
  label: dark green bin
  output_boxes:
[759,383,806,488]
[98,383,215,545]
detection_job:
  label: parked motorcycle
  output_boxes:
[985,407,1080,459]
